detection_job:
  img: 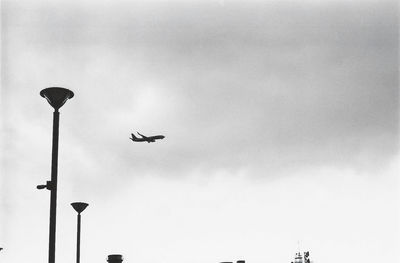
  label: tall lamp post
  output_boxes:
[71,202,89,263]
[37,87,74,263]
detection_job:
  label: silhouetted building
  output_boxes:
[107,254,123,263]
[294,252,303,263]
[220,260,244,263]
[291,251,311,263]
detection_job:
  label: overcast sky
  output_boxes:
[1,0,399,263]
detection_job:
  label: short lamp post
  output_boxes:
[71,202,89,263]
[37,87,74,263]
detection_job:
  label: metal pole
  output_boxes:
[76,213,81,263]
[48,109,60,263]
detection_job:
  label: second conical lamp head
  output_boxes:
[71,202,89,214]
[40,87,74,110]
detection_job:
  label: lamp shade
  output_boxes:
[107,254,123,263]
[40,87,74,109]
[71,202,89,214]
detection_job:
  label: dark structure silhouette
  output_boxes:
[37,87,74,263]
[107,254,123,263]
[304,251,310,263]
[130,132,165,143]
[291,251,311,263]
[71,202,89,263]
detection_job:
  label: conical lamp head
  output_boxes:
[107,254,123,263]
[40,87,74,110]
[71,202,89,214]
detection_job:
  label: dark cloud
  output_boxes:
[2,0,398,182]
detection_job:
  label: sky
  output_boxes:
[0,0,399,263]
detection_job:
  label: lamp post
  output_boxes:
[37,87,74,263]
[71,202,89,263]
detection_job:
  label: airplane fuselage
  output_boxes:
[130,132,165,143]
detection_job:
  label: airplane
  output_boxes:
[130,132,165,143]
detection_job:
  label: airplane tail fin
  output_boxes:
[131,133,138,139]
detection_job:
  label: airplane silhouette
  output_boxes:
[130,132,165,143]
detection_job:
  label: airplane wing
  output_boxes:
[130,133,147,142]
[137,132,148,139]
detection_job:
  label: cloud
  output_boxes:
[2,0,398,183]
